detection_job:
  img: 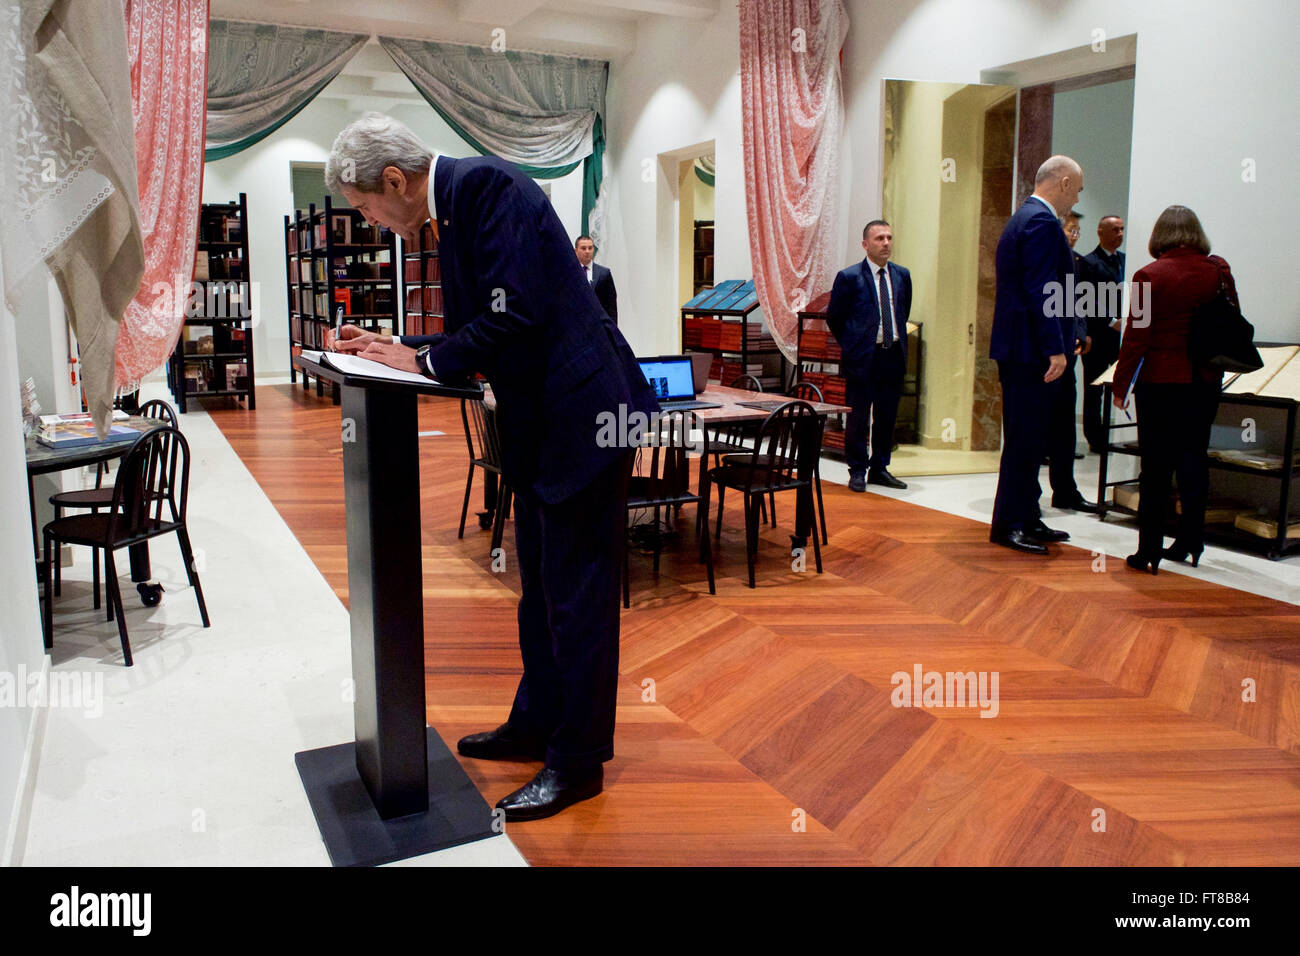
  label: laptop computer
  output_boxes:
[637,356,721,411]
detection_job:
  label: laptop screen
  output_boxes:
[637,357,696,402]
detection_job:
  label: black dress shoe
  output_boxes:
[496,766,604,821]
[457,723,548,761]
[1026,520,1069,542]
[848,473,866,493]
[1052,495,1098,514]
[868,469,907,489]
[989,528,1049,555]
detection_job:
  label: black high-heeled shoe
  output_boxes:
[1126,553,1160,575]
[1162,544,1203,567]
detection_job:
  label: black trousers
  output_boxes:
[1045,357,1080,501]
[844,343,904,475]
[1134,382,1220,557]
[992,359,1050,533]
[506,453,631,771]
[1082,325,1120,450]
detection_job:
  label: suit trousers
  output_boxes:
[1134,382,1220,557]
[844,343,905,475]
[506,452,632,771]
[992,359,1051,533]
[1082,326,1120,450]
[1045,357,1081,501]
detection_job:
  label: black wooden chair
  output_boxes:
[42,426,209,666]
[458,397,512,557]
[49,399,178,610]
[705,400,824,588]
[624,410,714,607]
[781,381,829,545]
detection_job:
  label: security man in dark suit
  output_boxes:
[989,155,1084,555]
[826,219,912,493]
[324,112,658,821]
[1081,215,1126,452]
[576,234,618,324]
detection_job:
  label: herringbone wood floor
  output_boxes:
[205,382,1300,866]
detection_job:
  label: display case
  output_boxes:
[680,279,786,391]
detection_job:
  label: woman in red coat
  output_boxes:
[1112,205,1237,573]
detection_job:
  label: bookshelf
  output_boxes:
[693,220,714,296]
[169,193,255,413]
[1096,345,1300,560]
[400,222,444,338]
[680,279,786,391]
[795,291,923,456]
[284,196,398,402]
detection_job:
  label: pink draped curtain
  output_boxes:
[739,0,848,360]
[117,0,208,392]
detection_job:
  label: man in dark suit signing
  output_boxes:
[575,234,617,324]
[1081,215,1126,452]
[989,155,1084,555]
[323,113,658,820]
[826,220,911,493]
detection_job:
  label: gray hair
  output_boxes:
[1034,154,1081,186]
[324,112,433,194]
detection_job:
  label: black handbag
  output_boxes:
[1188,260,1263,373]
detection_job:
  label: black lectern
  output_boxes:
[293,356,497,866]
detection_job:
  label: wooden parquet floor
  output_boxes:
[206,382,1300,866]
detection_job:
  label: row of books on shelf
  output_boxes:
[286,217,383,253]
[194,251,244,280]
[182,325,247,354]
[403,257,442,282]
[800,329,843,361]
[404,314,445,337]
[294,287,393,317]
[684,318,778,351]
[182,361,249,394]
[797,370,847,405]
[198,213,242,244]
[1111,485,1297,539]
[289,258,391,284]
[405,287,445,315]
[291,318,395,348]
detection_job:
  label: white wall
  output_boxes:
[1,260,51,865]
[203,82,585,376]
[1052,78,1134,252]
[602,2,749,357]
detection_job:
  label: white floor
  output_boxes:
[19,380,1297,867]
[20,377,525,867]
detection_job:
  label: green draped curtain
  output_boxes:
[205,20,366,162]
[377,36,609,243]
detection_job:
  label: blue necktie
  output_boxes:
[879,267,894,347]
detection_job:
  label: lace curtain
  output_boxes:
[0,0,144,433]
[739,0,849,361]
[116,0,209,394]
[206,20,367,161]
[378,37,609,243]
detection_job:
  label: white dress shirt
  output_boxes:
[869,260,895,345]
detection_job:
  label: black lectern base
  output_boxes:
[295,728,498,867]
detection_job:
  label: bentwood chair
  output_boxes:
[706,400,824,588]
[49,399,178,610]
[43,426,209,666]
[624,410,715,607]
[458,397,512,557]
[782,381,829,545]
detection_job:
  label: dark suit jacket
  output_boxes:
[590,262,617,324]
[1113,247,1237,393]
[990,198,1077,365]
[1081,244,1125,367]
[405,155,658,504]
[825,258,912,379]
